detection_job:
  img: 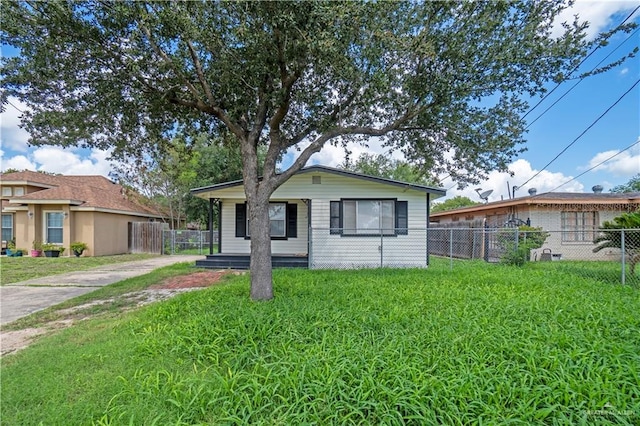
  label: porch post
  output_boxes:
[426,193,430,266]
[208,198,214,255]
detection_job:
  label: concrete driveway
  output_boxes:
[0,255,203,326]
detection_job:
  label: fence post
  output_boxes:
[172,230,176,255]
[380,230,384,267]
[621,229,626,286]
[450,228,453,271]
[484,224,489,262]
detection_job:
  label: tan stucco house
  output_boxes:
[191,165,446,269]
[430,190,640,261]
[1,170,163,256]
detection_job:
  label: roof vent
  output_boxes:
[592,185,603,194]
[528,188,537,196]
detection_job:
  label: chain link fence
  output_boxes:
[308,227,639,286]
[162,230,218,255]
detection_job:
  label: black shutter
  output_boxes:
[330,201,342,234]
[287,203,297,238]
[396,201,408,235]
[235,203,246,237]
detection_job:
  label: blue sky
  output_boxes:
[1,1,639,203]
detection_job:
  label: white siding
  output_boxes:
[215,171,432,267]
[220,199,308,255]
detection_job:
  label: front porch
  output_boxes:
[196,253,309,270]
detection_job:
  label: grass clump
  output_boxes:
[2,266,639,424]
[0,253,160,285]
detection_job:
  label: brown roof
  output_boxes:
[431,191,640,217]
[1,170,161,217]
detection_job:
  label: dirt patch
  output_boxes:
[0,270,242,357]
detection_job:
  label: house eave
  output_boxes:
[192,165,447,199]
[8,198,84,205]
[70,206,165,219]
[431,192,640,218]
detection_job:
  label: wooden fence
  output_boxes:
[128,222,166,254]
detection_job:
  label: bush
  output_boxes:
[499,226,549,266]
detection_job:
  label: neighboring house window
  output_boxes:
[45,212,64,244]
[330,199,408,236]
[561,211,598,242]
[1,187,12,197]
[1,214,13,242]
[235,202,297,239]
[14,187,24,196]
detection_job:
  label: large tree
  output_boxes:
[2,1,630,300]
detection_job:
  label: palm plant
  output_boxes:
[593,212,640,275]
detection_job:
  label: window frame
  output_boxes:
[561,211,598,243]
[2,187,12,197]
[235,202,297,240]
[247,202,287,239]
[43,211,64,244]
[330,198,408,237]
[1,214,13,243]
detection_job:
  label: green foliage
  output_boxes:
[593,212,640,275]
[1,268,639,424]
[610,174,640,193]
[431,196,481,213]
[340,153,437,186]
[499,226,549,266]
[70,241,88,252]
[41,243,65,254]
[2,2,610,185]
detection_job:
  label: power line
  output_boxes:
[5,99,23,113]
[546,138,640,193]
[522,5,640,119]
[516,78,640,192]
[525,25,640,130]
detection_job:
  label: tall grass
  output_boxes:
[2,265,639,425]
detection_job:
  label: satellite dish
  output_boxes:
[475,188,493,203]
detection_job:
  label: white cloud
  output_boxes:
[1,146,114,177]
[620,67,629,75]
[586,141,640,176]
[0,97,30,153]
[551,0,638,40]
[440,159,584,203]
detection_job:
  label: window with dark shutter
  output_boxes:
[330,201,342,234]
[396,201,408,235]
[237,202,298,239]
[287,203,297,238]
[235,203,246,237]
[330,199,408,236]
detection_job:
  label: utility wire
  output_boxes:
[526,25,640,130]
[516,78,640,192]
[5,99,23,114]
[546,138,640,193]
[522,5,640,119]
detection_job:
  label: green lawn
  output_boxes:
[0,253,160,285]
[1,264,639,425]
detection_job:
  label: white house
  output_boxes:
[191,165,446,269]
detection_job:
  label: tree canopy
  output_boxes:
[610,174,640,193]
[339,153,437,186]
[3,1,628,299]
[431,196,481,213]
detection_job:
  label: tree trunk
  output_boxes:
[247,193,274,300]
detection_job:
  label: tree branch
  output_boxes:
[186,40,218,107]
